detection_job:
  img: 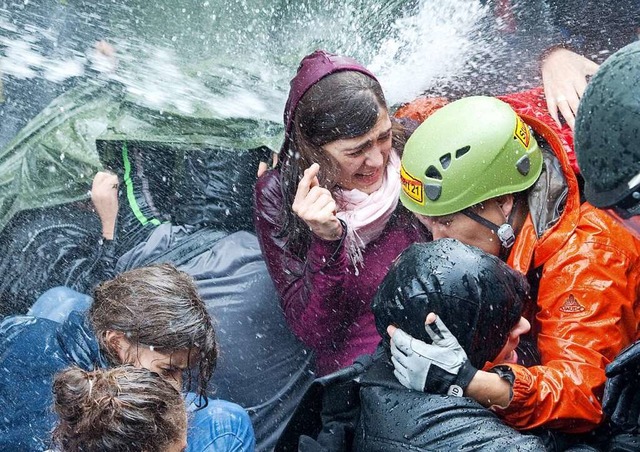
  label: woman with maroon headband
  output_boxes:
[254,50,428,375]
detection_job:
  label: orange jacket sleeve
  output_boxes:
[496,207,640,432]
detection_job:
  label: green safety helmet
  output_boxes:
[400,96,543,217]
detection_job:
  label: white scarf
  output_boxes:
[334,150,401,274]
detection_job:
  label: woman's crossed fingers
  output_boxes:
[292,163,343,241]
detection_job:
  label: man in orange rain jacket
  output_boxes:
[389,90,640,437]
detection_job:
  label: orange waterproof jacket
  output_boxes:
[396,89,640,433]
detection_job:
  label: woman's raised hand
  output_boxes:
[542,48,599,130]
[292,163,344,241]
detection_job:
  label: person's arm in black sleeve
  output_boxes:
[67,171,121,291]
[603,339,640,432]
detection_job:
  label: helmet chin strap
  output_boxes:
[461,204,516,249]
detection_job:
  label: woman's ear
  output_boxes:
[104,330,129,364]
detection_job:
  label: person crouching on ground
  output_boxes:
[51,366,187,452]
[0,263,255,451]
[356,239,544,451]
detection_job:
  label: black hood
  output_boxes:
[372,239,529,368]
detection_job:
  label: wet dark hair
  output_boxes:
[372,239,530,368]
[278,70,401,256]
[52,365,186,452]
[89,263,217,403]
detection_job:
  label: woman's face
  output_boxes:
[107,333,191,451]
[111,333,194,391]
[492,316,531,364]
[322,107,393,194]
[129,346,193,391]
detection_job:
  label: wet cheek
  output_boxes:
[382,141,393,157]
[337,159,359,178]
[133,355,150,370]
[146,362,162,375]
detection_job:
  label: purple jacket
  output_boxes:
[254,169,428,375]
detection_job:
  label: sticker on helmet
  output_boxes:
[514,115,530,149]
[401,165,424,204]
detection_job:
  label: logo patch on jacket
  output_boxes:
[559,294,585,313]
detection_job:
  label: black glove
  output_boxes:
[602,339,640,432]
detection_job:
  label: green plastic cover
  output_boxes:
[0,80,281,233]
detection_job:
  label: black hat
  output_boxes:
[575,41,640,211]
[372,239,529,368]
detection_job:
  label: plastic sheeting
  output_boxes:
[0,80,277,315]
[116,229,316,452]
[0,82,116,234]
[0,80,280,235]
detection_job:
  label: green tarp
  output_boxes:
[0,80,281,234]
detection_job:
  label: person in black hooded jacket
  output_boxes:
[278,239,547,452]
[355,239,545,451]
